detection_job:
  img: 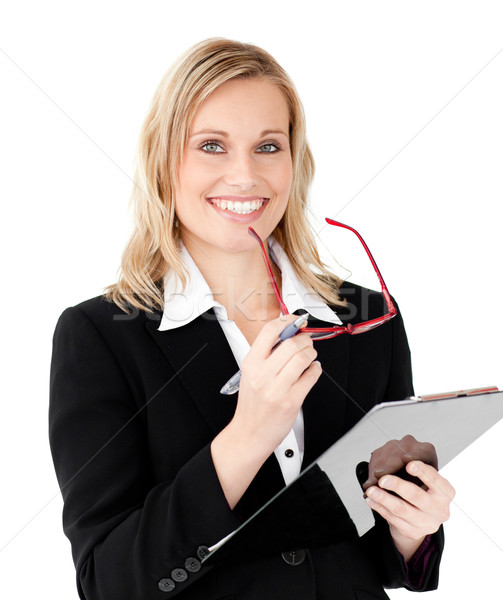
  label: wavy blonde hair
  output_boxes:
[106,38,344,313]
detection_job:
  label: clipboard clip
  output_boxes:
[413,386,500,402]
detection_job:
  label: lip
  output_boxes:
[206,195,267,202]
[206,196,269,223]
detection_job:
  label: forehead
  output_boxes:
[190,78,290,135]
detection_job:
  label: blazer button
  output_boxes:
[281,549,306,566]
[185,557,202,573]
[171,568,188,582]
[197,545,210,560]
[158,578,175,592]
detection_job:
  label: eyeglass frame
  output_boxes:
[248,218,397,340]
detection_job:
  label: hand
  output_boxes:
[233,313,321,454]
[362,435,438,491]
[365,460,455,562]
[211,314,321,508]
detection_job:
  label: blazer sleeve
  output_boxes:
[49,306,242,600]
[360,300,444,592]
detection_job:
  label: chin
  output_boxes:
[215,229,258,253]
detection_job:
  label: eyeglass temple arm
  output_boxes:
[325,218,397,316]
[248,227,289,315]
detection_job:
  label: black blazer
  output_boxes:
[49,283,443,600]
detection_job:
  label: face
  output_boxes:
[175,77,292,257]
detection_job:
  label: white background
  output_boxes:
[1,1,502,597]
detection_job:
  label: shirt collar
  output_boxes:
[158,244,225,331]
[158,238,342,331]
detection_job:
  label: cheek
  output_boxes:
[174,164,198,224]
[178,157,209,196]
[179,146,227,188]
[275,159,293,199]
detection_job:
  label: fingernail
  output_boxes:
[366,496,376,507]
[313,360,321,368]
[408,461,418,475]
[379,476,390,488]
[366,486,379,499]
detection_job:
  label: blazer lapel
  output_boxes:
[145,309,240,435]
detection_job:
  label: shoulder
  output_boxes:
[51,296,168,397]
[63,294,143,318]
[58,294,161,323]
[333,281,389,324]
[53,295,162,348]
[329,280,410,360]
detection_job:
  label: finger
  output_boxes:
[267,333,316,371]
[366,485,417,519]
[366,486,432,533]
[247,314,306,360]
[273,342,318,388]
[377,474,429,510]
[289,359,323,398]
[365,496,426,540]
[377,470,453,527]
[406,461,456,500]
[240,333,315,400]
[242,335,317,399]
[366,486,443,537]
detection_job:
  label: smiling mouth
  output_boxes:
[207,198,268,215]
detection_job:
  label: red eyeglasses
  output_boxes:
[248,218,397,340]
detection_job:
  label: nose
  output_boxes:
[223,151,258,191]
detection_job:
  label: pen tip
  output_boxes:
[297,312,309,326]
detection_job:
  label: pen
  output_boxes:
[220,312,310,395]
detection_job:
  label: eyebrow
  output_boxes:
[190,128,289,138]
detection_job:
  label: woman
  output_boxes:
[49,38,454,599]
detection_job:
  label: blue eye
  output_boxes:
[201,142,224,153]
[257,143,280,153]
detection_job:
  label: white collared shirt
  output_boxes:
[159,238,342,485]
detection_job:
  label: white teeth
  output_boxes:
[210,198,265,214]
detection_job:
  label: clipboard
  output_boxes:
[204,386,502,563]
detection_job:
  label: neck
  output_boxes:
[181,232,283,323]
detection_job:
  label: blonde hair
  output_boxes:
[106,38,344,312]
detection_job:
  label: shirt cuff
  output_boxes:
[403,534,436,589]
